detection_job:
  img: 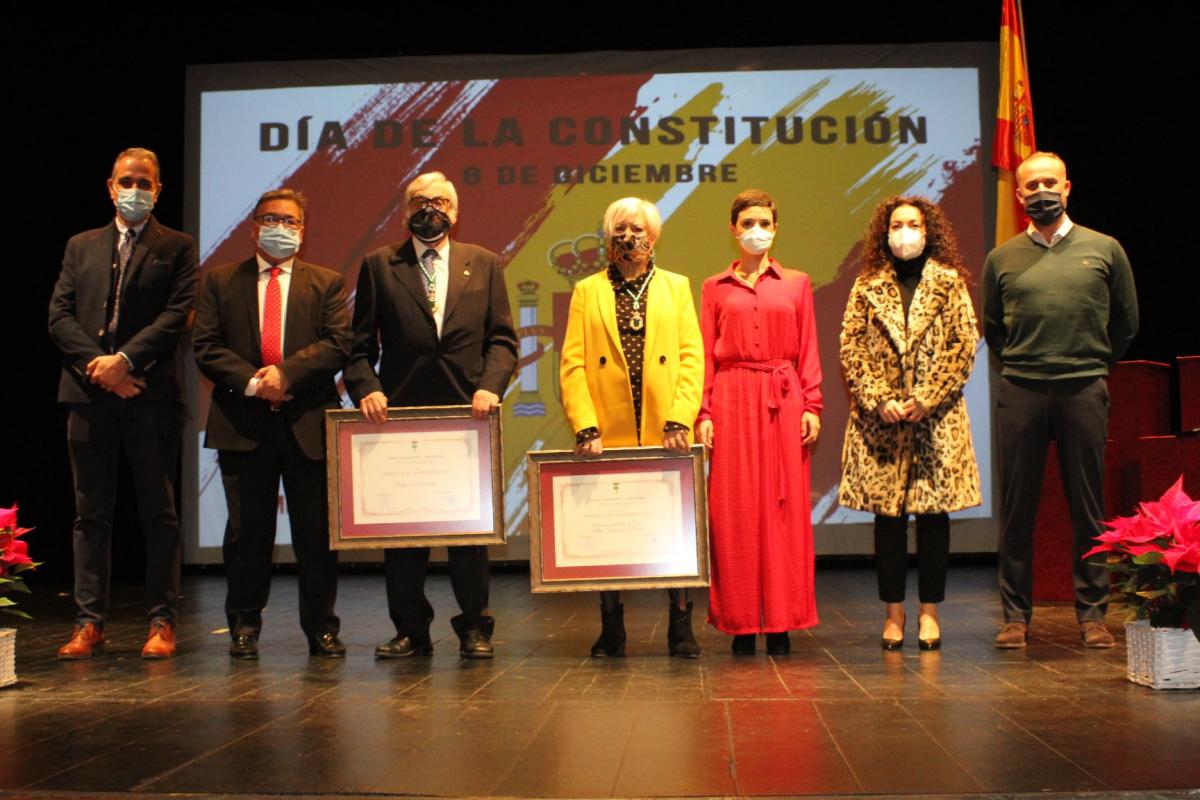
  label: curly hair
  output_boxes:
[859,195,969,282]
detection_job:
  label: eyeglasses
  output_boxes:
[254,215,303,229]
[408,195,451,211]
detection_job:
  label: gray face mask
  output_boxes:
[115,187,155,223]
[1024,190,1065,226]
[257,225,302,259]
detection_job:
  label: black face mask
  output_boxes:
[1024,190,1065,226]
[609,233,651,265]
[409,206,452,243]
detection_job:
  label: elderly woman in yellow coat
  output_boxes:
[560,197,705,658]
[839,195,981,651]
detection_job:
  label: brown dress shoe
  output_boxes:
[1080,621,1116,649]
[141,619,177,659]
[994,621,1028,649]
[58,623,105,660]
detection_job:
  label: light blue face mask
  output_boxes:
[115,187,155,223]
[257,224,302,259]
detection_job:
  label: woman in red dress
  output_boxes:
[696,189,823,656]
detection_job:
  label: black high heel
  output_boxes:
[881,613,905,650]
[918,615,941,650]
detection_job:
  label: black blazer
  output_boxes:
[192,257,351,461]
[48,216,197,403]
[344,238,518,406]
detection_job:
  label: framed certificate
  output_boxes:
[526,446,709,592]
[325,406,504,549]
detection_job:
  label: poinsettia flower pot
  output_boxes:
[1125,620,1200,690]
[0,628,16,688]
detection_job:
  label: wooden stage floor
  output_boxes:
[1,566,1197,799]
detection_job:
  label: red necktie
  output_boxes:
[261,267,282,366]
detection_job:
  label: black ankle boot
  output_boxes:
[668,601,702,658]
[591,603,626,657]
[731,634,757,655]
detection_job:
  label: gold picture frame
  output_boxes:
[325,406,504,549]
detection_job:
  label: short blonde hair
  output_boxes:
[602,197,662,242]
[405,171,458,215]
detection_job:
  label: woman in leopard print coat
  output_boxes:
[838,196,981,650]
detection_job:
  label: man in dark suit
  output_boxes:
[193,189,351,659]
[345,171,517,659]
[48,147,197,659]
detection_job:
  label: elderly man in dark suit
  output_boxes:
[193,188,351,659]
[48,147,197,659]
[345,171,517,660]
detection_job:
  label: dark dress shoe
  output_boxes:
[731,634,757,655]
[308,633,346,658]
[459,629,495,659]
[229,635,258,660]
[374,635,432,659]
[765,632,791,655]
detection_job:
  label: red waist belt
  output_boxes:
[727,360,795,411]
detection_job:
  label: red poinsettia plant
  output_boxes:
[0,504,38,619]
[1084,476,1200,642]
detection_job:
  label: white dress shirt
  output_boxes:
[1026,215,1074,248]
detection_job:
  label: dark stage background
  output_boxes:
[6,5,1195,586]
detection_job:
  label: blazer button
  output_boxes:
[659,355,667,364]
[599,356,607,366]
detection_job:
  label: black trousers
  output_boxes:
[997,375,1110,623]
[874,513,950,603]
[66,398,182,626]
[384,545,489,640]
[217,414,339,640]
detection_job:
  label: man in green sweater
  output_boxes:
[983,151,1139,649]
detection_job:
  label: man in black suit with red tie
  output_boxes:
[345,171,517,660]
[193,189,351,659]
[49,147,197,660]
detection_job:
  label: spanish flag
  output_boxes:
[993,0,1036,244]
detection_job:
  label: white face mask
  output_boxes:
[257,225,302,259]
[888,227,925,261]
[738,227,775,255]
[115,187,155,223]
